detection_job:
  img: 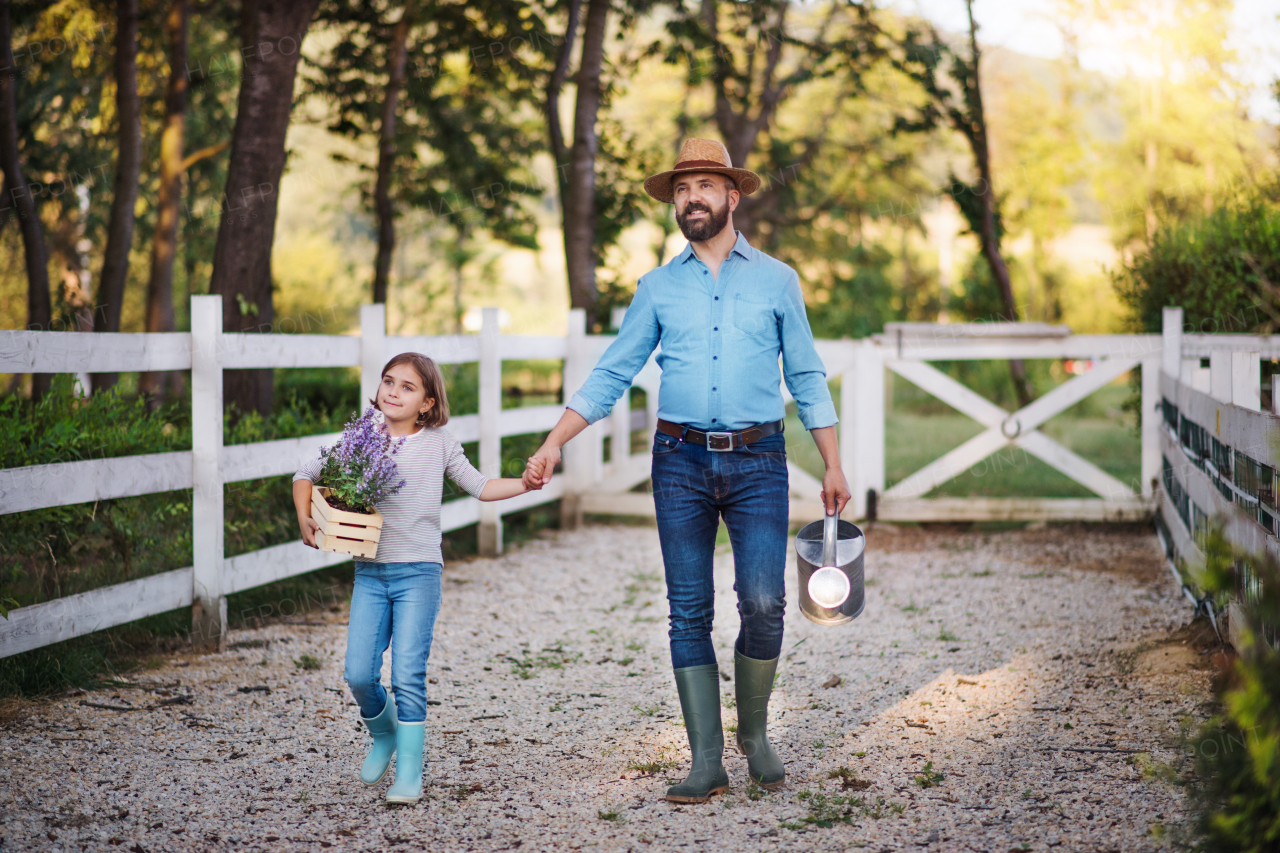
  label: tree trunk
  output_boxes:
[563,0,608,328]
[209,0,321,419]
[371,5,413,305]
[139,0,190,405]
[0,0,52,399]
[545,0,581,185]
[92,0,142,393]
[963,0,1033,407]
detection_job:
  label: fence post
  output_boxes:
[1161,307,1182,378]
[1231,351,1260,411]
[360,304,387,408]
[846,338,885,520]
[560,309,587,529]
[1140,357,1161,498]
[1209,351,1232,404]
[190,295,226,653]
[610,388,631,470]
[478,307,503,556]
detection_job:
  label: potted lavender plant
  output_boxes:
[310,408,407,559]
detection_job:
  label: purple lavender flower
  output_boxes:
[316,407,407,513]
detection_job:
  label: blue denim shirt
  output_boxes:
[567,232,837,432]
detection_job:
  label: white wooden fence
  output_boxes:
[6,299,1257,659]
[1153,307,1280,646]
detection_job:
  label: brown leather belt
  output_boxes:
[656,418,784,452]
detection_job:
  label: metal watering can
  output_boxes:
[794,511,866,626]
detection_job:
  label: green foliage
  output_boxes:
[1114,189,1280,335]
[1187,525,1280,853]
[294,654,323,671]
[914,761,945,788]
[0,374,191,468]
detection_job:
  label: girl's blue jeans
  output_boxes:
[344,560,442,723]
[650,430,790,670]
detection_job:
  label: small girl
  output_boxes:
[292,353,533,805]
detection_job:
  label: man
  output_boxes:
[525,138,850,803]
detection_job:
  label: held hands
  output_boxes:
[820,467,852,516]
[523,442,562,491]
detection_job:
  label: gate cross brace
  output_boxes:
[882,357,1140,501]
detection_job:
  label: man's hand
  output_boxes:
[522,456,547,491]
[525,442,561,488]
[299,516,321,549]
[820,466,852,516]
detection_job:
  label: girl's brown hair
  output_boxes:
[370,352,450,428]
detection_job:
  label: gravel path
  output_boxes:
[1,522,1216,852]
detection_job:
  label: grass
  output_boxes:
[626,747,678,774]
[828,767,873,791]
[294,654,323,671]
[780,790,907,831]
[506,648,582,680]
[937,628,960,642]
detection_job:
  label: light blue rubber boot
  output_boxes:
[385,721,426,804]
[360,693,398,786]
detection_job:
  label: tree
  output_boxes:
[308,0,547,324]
[560,0,609,325]
[370,1,414,305]
[208,0,322,418]
[1067,0,1265,246]
[91,0,143,392]
[140,0,230,403]
[649,0,877,244]
[0,0,52,399]
[892,1,1035,406]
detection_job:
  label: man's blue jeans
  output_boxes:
[345,561,442,723]
[651,430,790,669]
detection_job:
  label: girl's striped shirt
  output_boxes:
[294,426,488,564]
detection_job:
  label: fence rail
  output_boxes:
[8,300,1266,659]
[0,299,591,658]
[1153,307,1280,646]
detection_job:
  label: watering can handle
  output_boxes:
[821,510,839,568]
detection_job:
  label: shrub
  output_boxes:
[1187,526,1280,852]
[1113,187,1280,335]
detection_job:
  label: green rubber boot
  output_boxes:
[735,650,785,789]
[359,693,398,786]
[665,664,729,803]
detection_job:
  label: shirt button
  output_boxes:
[712,387,717,391]
[713,327,718,331]
[713,356,718,360]
[702,270,708,275]
[714,296,719,300]
[712,418,717,422]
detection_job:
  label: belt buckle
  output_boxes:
[705,431,734,452]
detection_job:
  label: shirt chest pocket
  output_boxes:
[732,294,778,342]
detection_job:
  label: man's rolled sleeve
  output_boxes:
[566,390,611,426]
[779,273,838,431]
[564,281,660,427]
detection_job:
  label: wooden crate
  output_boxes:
[311,487,384,560]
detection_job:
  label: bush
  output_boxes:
[1113,188,1280,335]
[1187,526,1280,852]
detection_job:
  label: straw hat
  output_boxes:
[642,138,761,204]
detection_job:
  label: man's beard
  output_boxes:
[676,199,730,242]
